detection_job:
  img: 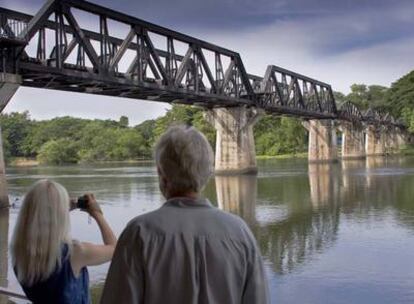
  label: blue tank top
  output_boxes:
[19,243,90,304]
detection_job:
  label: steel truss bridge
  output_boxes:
[0,0,404,128]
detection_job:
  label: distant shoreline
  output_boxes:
[8,154,309,167]
[8,148,413,167]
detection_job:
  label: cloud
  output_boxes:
[193,4,414,93]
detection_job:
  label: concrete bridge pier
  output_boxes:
[365,125,385,156]
[340,123,365,159]
[396,131,407,148]
[304,120,338,162]
[0,73,21,208]
[383,129,395,154]
[205,107,263,175]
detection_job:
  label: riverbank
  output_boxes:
[7,157,154,167]
[400,144,414,156]
[8,158,39,167]
[7,146,413,167]
[9,154,309,167]
[256,152,308,160]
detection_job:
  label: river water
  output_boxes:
[1,157,414,303]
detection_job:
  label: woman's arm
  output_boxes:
[71,194,117,275]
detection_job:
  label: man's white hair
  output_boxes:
[155,125,214,196]
[11,179,71,286]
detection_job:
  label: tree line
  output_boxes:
[334,70,414,133]
[0,106,307,164]
[0,69,413,165]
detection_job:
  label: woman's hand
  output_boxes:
[82,193,103,217]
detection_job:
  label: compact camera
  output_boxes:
[76,196,88,209]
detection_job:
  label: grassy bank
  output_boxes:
[8,158,39,167]
[256,152,308,160]
[400,144,414,156]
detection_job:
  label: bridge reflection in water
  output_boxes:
[214,157,413,276]
[1,158,414,302]
[215,168,341,275]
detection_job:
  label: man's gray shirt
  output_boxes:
[101,197,269,304]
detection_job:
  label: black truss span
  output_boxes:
[0,0,403,126]
[338,102,404,128]
[0,0,337,119]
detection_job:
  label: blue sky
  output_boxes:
[3,0,414,125]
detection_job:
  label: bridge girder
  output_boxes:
[0,0,407,126]
[0,0,340,119]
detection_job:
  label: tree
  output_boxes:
[254,115,306,156]
[135,119,157,157]
[119,116,129,128]
[333,91,346,106]
[383,70,414,117]
[0,111,32,158]
[38,138,79,164]
[367,85,388,109]
[347,84,369,108]
[401,107,414,133]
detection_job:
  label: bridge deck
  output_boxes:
[0,0,405,126]
[0,0,338,119]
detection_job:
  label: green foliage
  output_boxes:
[254,116,307,156]
[38,138,79,165]
[0,114,151,164]
[401,107,414,133]
[152,105,216,148]
[119,116,129,128]
[383,71,414,117]
[0,111,32,158]
[346,84,388,110]
[333,91,346,107]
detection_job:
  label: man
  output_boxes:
[101,125,269,304]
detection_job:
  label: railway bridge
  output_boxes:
[0,0,409,181]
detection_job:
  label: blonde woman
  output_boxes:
[11,179,117,304]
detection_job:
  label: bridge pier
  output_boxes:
[340,123,365,159]
[0,73,20,208]
[205,107,263,175]
[365,125,385,156]
[305,120,338,162]
[383,129,394,154]
[396,130,407,147]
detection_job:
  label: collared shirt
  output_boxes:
[101,197,269,304]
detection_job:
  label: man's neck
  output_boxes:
[167,192,199,200]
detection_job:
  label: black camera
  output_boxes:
[76,196,89,209]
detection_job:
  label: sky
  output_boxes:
[2,0,414,125]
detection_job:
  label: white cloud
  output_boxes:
[194,6,414,94]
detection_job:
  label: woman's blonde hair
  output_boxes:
[11,179,72,286]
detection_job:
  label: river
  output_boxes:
[1,157,414,303]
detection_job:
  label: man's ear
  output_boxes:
[157,167,168,185]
